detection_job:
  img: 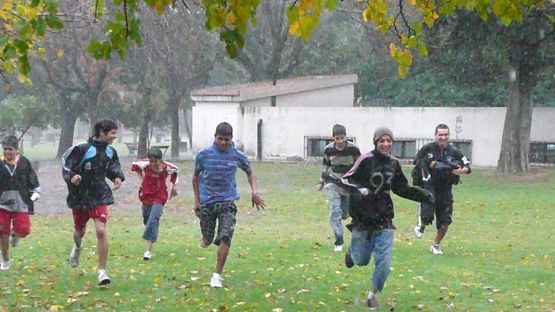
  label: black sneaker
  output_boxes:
[334,237,344,246]
[344,251,354,268]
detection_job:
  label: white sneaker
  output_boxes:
[413,225,424,239]
[414,217,424,239]
[430,244,443,255]
[366,291,379,309]
[333,244,343,252]
[69,245,82,267]
[210,273,223,288]
[10,232,20,247]
[143,250,152,260]
[98,269,111,285]
[0,260,10,271]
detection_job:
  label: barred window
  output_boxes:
[451,140,472,161]
[392,139,416,159]
[305,136,356,158]
[529,142,555,164]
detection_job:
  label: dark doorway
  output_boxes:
[257,119,263,160]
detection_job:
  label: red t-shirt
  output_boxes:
[131,158,178,205]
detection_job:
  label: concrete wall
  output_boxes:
[192,102,241,150]
[275,84,354,107]
[200,106,555,167]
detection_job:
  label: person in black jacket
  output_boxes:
[62,119,125,285]
[342,127,434,309]
[0,135,40,271]
[411,124,471,255]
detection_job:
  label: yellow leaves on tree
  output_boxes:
[1,0,63,84]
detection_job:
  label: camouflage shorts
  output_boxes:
[199,201,237,246]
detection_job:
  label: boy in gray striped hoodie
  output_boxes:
[317,124,361,252]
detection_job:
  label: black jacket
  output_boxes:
[62,138,125,210]
[411,142,471,193]
[0,155,40,214]
[342,150,433,230]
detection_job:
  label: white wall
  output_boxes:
[232,106,555,167]
[276,84,354,107]
[192,102,241,151]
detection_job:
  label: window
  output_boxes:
[392,139,416,159]
[305,136,356,158]
[451,140,472,161]
[529,142,555,164]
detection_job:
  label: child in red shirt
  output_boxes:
[131,148,178,260]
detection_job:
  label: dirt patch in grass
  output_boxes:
[481,167,552,183]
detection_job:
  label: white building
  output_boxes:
[191,75,555,167]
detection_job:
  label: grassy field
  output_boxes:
[0,162,554,311]
[19,142,133,161]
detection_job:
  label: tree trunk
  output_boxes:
[497,69,534,174]
[169,96,180,160]
[56,109,79,159]
[138,114,149,159]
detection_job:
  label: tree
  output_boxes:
[495,11,554,173]
[0,95,52,146]
[34,1,119,158]
[227,0,307,83]
[138,4,217,159]
[0,0,64,84]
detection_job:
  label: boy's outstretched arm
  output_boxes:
[247,172,265,210]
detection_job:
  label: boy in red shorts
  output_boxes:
[0,135,40,270]
[62,120,125,285]
[131,147,178,261]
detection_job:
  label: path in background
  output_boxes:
[34,156,195,215]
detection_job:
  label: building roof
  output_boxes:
[191,74,357,102]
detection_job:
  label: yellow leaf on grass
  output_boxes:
[57,49,64,58]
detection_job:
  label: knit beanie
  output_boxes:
[373,127,394,145]
[332,124,346,136]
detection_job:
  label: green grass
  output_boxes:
[1,162,554,311]
[20,142,132,161]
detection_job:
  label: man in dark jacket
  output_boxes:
[411,124,471,255]
[342,127,434,309]
[62,119,125,285]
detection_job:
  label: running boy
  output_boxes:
[342,127,434,308]
[62,119,125,285]
[0,135,40,270]
[317,124,360,252]
[131,147,178,261]
[193,122,266,288]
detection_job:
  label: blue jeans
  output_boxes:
[327,189,349,246]
[142,203,164,242]
[350,228,394,292]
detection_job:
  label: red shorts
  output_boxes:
[0,209,31,236]
[72,205,108,232]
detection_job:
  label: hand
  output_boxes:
[316,182,324,191]
[70,174,82,186]
[170,188,178,198]
[452,167,468,176]
[193,202,201,218]
[251,193,266,210]
[358,188,369,196]
[113,177,122,190]
[423,190,435,204]
[30,193,40,202]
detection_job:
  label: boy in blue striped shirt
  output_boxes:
[193,122,266,288]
